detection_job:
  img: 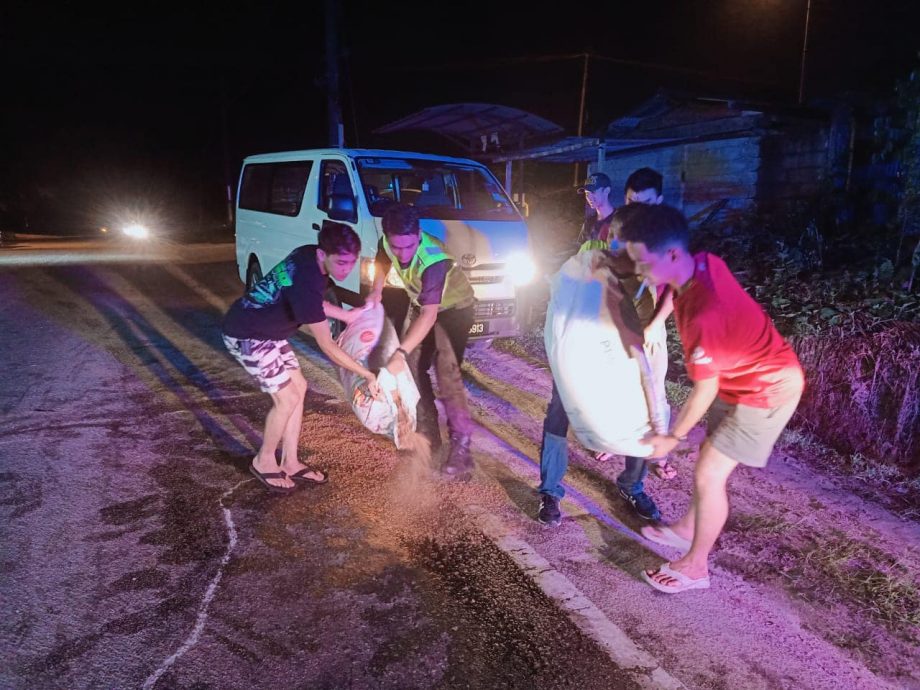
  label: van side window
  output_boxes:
[239,161,313,216]
[319,160,353,212]
[239,164,272,211]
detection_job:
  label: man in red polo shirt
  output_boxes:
[619,204,805,593]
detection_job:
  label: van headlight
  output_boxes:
[506,251,537,286]
[385,266,405,288]
[359,258,376,285]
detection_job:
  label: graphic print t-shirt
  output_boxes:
[222,245,331,340]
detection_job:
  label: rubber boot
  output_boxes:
[442,432,472,480]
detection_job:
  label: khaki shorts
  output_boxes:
[706,383,804,468]
[223,334,300,394]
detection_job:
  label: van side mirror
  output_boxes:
[328,194,357,223]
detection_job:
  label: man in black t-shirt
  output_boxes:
[223,223,379,493]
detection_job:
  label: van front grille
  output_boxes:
[474,299,516,319]
[468,275,505,285]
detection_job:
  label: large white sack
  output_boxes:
[544,250,669,457]
[336,304,420,449]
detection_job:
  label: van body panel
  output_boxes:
[234,148,534,338]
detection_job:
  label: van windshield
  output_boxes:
[356,157,518,221]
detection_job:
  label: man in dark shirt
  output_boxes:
[366,203,477,479]
[537,168,669,527]
[223,223,379,493]
[577,171,617,249]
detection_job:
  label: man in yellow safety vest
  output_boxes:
[366,203,477,479]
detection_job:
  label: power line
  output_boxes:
[396,51,787,91]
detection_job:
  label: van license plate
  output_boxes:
[469,322,486,335]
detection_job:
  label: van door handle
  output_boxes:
[312,223,320,231]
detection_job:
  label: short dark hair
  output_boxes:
[624,167,663,196]
[318,221,361,256]
[616,203,689,252]
[381,203,420,237]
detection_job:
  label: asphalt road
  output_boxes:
[0,238,640,690]
[3,237,912,690]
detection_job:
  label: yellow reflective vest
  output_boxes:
[383,231,475,311]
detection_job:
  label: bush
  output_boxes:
[791,323,920,469]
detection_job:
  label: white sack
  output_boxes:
[336,304,420,449]
[544,251,669,457]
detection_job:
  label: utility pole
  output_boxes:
[220,76,234,227]
[575,52,590,185]
[798,0,812,105]
[325,0,344,147]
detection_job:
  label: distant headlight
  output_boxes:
[506,251,537,286]
[123,223,150,239]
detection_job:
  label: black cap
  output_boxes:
[577,172,612,193]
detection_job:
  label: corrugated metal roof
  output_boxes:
[374,103,564,154]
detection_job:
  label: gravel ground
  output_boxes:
[2,239,917,689]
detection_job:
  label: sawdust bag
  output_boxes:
[336,304,420,449]
[544,250,669,457]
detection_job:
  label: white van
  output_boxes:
[234,148,536,339]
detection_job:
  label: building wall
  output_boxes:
[756,125,829,213]
[592,126,829,226]
[593,136,760,224]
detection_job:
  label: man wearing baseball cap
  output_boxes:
[576,172,616,250]
[537,167,671,527]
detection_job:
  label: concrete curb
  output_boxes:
[468,506,687,690]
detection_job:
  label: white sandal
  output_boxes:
[642,562,710,593]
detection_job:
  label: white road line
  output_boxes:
[142,479,249,689]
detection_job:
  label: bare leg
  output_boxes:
[646,442,738,583]
[253,383,301,489]
[669,499,697,541]
[278,370,323,481]
[643,494,696,545]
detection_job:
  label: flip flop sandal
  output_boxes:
[641,562,710,594]
[641,524,692,551]
[289,467,329,485]
[249,463,296,494]
[650,459,677,480]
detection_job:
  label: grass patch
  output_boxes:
[491,334,548,369]
[723,514,920,642]
[726,512,789,536]
[665,380,691,409]
[849,451,920,488]
[778,427,920,517]
[791,531,920,638]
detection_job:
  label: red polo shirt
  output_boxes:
[674,253,804,407]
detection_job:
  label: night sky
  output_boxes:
[4,0,920,233]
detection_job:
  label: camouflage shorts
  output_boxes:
[222,334,300,394]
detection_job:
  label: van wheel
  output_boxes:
[246,259,263,292]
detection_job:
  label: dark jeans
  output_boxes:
[537,381,648,499]
[411,304,475,438]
